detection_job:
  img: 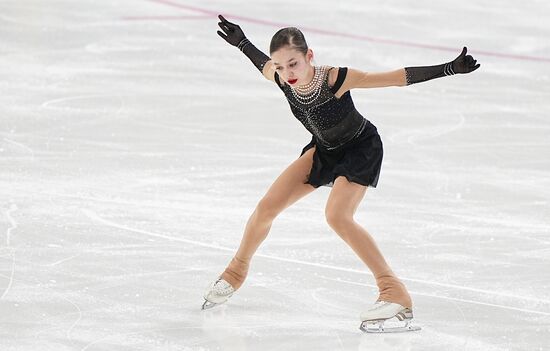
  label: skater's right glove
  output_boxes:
[217,14,270,74]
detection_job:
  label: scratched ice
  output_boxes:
[0,0,549,350]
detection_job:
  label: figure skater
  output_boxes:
[202,14,479,333]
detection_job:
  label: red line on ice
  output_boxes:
[122,15,211,21]
[145,0,550,63]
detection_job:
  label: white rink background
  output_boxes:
[1,0,549,350]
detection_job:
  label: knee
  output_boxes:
[325,207,354,234]
[255,196,283,222]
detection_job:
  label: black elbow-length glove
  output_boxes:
[405,47,480,85]
[216,15,270,74]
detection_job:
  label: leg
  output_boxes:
[221,146,317,290]
[325,176,412,309]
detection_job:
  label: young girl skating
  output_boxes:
[202,15,479,333]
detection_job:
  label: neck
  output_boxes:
[298,65,316,88]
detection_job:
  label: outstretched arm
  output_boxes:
[341,47,480,91]
[404,47,480,85]
[338,68,407,91]
[216,15,271,76]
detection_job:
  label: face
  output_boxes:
[270,46,314,86]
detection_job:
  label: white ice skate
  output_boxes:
[201,277,235,310]
[359,301,421,333]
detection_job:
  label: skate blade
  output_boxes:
[359,319,421,333]
[201,300,220,310]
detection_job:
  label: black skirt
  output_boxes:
[299,123,383,188]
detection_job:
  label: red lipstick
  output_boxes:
[288,78,298,85]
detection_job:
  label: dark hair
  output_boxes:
[269,27,308,55]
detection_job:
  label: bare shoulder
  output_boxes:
[326,66,351,98]
[327,66,339,88]
[262,60,282,86]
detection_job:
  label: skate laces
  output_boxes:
[213,279,235,296]
[371,301,390,310]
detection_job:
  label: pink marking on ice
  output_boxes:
[122,15,211,21]
[144,0,550,63]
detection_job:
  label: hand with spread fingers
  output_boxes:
[451,47,481,74]
[217,14,246,47]
[215,14,270,72]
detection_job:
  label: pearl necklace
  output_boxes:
[290,66,328,104]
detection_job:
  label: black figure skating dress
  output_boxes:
[274,66,383,188]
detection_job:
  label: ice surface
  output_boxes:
[0,0,549,350]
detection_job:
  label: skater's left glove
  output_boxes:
[217,14,270,74]
[404,47,480,85]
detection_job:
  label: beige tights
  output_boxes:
[329,218,413,309]
[375,270,412,309]
[219,239,412,309]
[217,157,411,308]
[221,256,249,290]
[220,258,412,309]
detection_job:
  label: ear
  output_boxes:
[307,48,314,63]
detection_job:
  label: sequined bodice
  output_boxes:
[275,66,368,150]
